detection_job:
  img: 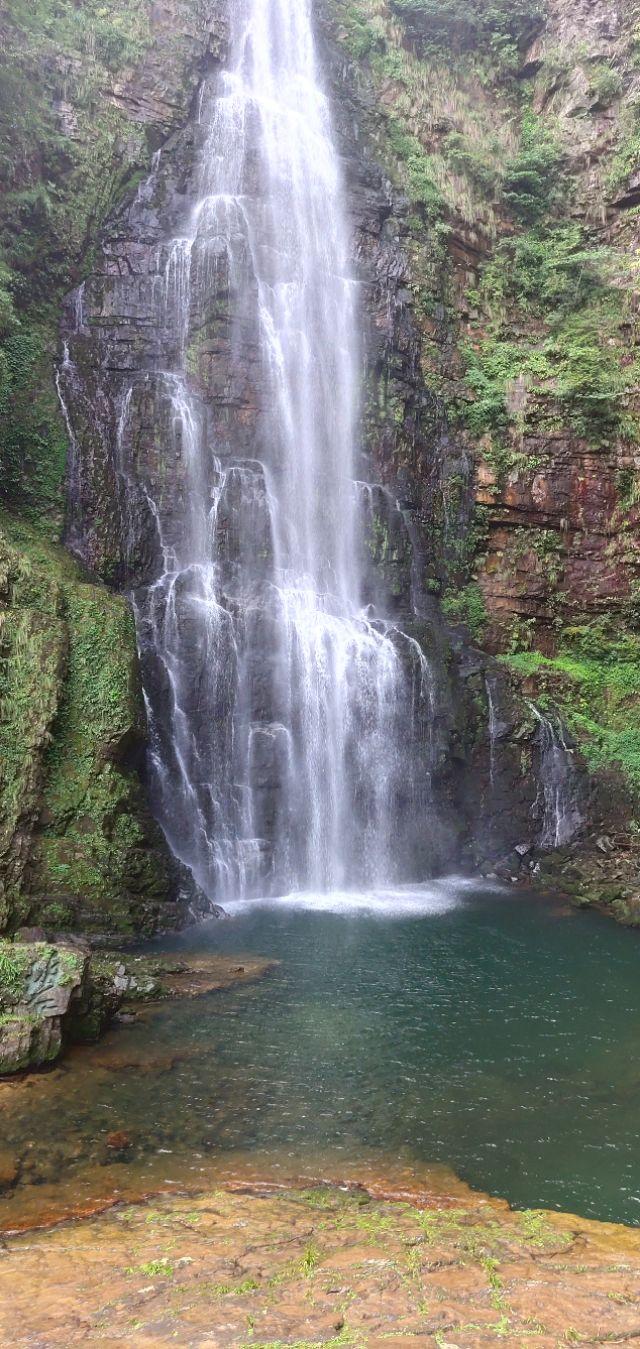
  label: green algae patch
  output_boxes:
[0,512,170,934]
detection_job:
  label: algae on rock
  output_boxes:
[0,513,172,935]
[0,939,88,1074]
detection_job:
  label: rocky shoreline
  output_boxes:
[0,935,275,1076]
[3,1170,640,1346]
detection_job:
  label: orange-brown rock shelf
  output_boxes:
[3,1171,640,1347]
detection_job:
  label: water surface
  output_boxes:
[2,883,640,1228]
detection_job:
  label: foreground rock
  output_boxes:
[0,939,91,1073]
[90,951,276,1002]
[3,1179,640,1346]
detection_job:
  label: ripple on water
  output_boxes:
[2,882,640,1231]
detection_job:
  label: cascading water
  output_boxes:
[528,702,583,849]
[100,0,437,903]
[485,676,499,791]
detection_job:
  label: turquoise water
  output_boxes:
[3,882,640,1227]
[158,881,640,1224]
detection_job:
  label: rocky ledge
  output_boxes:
[0,935,274,1076]
[3,1177,640,1346]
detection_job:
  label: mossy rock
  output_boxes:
[0,512,172,934]
[0,938,88,1073]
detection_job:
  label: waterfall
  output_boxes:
[528,703,583,849]
[59,0,438,904]
[55,338,85,560]
[485,676,499,790]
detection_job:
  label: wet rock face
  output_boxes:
[59,0,572,883]
[319,0,640,677]
[470,0,640,649]
[58,0,237,587]
[62,0,421,585]
[0,940,90,1074]
[475,437,640,651]
[7,1181,640,1345]
[59,0,457,891]
[0,940,275,1076]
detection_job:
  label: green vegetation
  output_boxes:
[462,211,638,446]
[500,623,640,799]
[0,0,158,516]
[459,105,639,448]
[441,582,488,640]
[298,1243,322,1276]
[385,123,444,217]
[0,327,70,518]
[334,0,516,228]
[389,0,545,71]
[606,101,640,193]
[127,1258,175,1278]
[0,942,32,1004]
[0,0,150,301]
[588,62,623,108]
[0,511,169,933]
[502,112,560,224]
[518,1209,557,1246]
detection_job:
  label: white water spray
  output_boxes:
[529,702,583,849]
[62,0,437,903]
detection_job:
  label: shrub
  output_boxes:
[442,582,488,638]
[588,63,623,108]
[502,113,561,224]
[390,0,544,66]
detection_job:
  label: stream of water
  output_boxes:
[117,0,436,905]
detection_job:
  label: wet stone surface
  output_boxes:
[1,887,640,1233]
[4,1179,640,1346]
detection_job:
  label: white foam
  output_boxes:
[223,877,495,919]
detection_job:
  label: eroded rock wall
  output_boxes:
[327,0,640,893]
[59,0,574,882]
[6,0,632,920]
[0,0,226,932]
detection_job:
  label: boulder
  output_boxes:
[0,939,92,1074]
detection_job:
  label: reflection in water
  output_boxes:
[2,884,640,1230]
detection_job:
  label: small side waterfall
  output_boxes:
[485,676,499,791]
[62,0,437,904]
[529,703,583,849]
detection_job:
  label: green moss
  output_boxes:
[0,521,67,926]
[0,510,169,933]
[441,582,488,639]
[0,327,68,518]
[36,581,167,929]
[0,943,33,1005]
[0,940,84,1014]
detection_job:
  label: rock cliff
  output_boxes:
[0,0,221,931]
[1,0,640,930]
[327,0,640,911]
